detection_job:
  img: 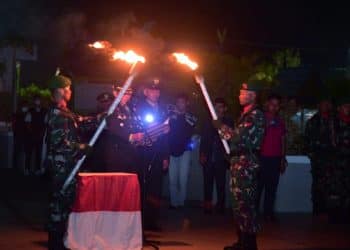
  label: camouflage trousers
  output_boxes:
[230,155,259,233]
[47,161,77,233]
[310,154,334,212]
[325,154,350,211]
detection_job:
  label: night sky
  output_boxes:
[1,0,350,83]
[2,0,349,48]
[62,1,350,48]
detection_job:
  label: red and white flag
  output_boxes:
[65,173,142,250]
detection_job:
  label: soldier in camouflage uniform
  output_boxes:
[326,96,350,223]
[304,97,336,215]
[212,82,265,250]
[280,97,302,154]
[46,75,98,250]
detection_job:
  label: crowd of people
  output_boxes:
[11,73,350,250]
[304,95,350,224]
[12,96,47,175]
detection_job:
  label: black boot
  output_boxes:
[223,230,242,250]
[48,231,67,250]
[242,233,257,250]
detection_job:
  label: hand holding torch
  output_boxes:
[61,49,145,192]
[172,53,230,154]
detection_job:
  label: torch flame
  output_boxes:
[112,50,146,64]
[172,53,198,70]
[88,41,111,49]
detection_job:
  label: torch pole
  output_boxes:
[197,77,231,155]
[61,62,138,192]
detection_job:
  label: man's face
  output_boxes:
[113,90,131,106]
[176,98,188,113]
[267,98,280,115]
[34,98,41,106]
[98,101,112,112]
[339,104,350,116]
[144,88,160,103]
[239,90,255,106]
[63,86,72,102]
[288,98,297,111]
[215,102,227,117]
[319,100,332,113]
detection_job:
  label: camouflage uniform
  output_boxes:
[326,106,350,221]
[225,105,265,234]
[221,82,265,250]
[304,112,336,214]
[46,106,83,233]
[281,109,302,154]
[45,75,98,250]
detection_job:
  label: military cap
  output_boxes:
[144,78,161,90]
[112,84,133,94]
[48,75,72,90]
[96,92,114,103]
[241,82,262,92]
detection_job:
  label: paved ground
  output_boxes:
[0,169,349,250]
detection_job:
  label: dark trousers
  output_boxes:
[13,137,34,172]
[13,137,24,170]
[30,138,43,172]
[203,161,227,208]
[310,155,331,214]
[140,148,163,227]
[256,156,281,216]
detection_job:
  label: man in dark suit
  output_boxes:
[200,97,233,214]
[135,79,170,230]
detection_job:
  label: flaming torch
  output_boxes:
[112,50,146,74]
[88,41,112,50]
[172,53,230,154]
[62,50,146,192]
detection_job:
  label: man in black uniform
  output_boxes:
[105,85,144,173]
[29,95,47,175]
[200,97,234,214]
[12,100,31,174]
[83,92,114,172]
[136,79,170,230]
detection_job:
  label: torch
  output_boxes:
[61,48,145,192]
[172,53,231,155]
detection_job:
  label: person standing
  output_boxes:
[256,94,287,222]
[45,75,98,250]
[12,101,31,174]
[195,76,265,250]
[304,96,336,215]
[209,81,265,250]
[29,95,47,175]
[326,97,350,223]
[83,92,114,172]
[168,93,197,209]
[281,97,301,154]
[105,85,144,173]
[136,79,170,231]
[200,97,233,214]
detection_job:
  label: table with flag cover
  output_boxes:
[65,173,142,250]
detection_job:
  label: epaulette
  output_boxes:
[185,113,198,126]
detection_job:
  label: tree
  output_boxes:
[198,49,301,117]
